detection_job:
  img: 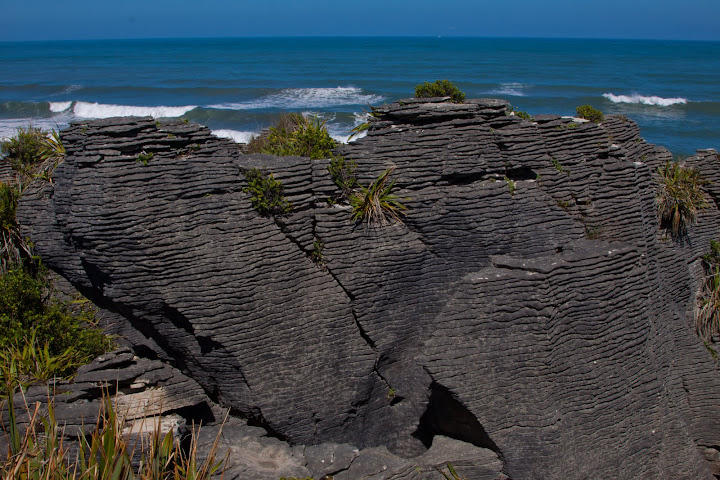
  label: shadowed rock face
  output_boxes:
[15,101,720,479]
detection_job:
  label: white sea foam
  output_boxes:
[211,129,257,144]
[73,102,197,119]
[210,87,385,110]
[603,93,688,106]
[49,101,72,112]
[492,82,528,97]
[0,118,70,141]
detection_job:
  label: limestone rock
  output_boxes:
[13,103,720,479]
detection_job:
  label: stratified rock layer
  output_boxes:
[15,102,720,478]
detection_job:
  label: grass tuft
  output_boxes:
[655,160,708,237]
[349,167,407,226]
[697,240,720,342]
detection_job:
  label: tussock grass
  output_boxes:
[350,167,407,226]
[697,240,720,342]
[655,160,708,237]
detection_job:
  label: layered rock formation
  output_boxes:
[12,99,720,479]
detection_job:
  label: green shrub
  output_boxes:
[576,105,604,123]
[1,126,47,173]
[248,113,338,160]
[414,80,465,103]
[507,106,532,120]
[697,240,720,342]
[0,267,111,381]
[242,168,292,216]
[1,127,65,178]
[327,156,358,199]
[655,160,708,237]
[350,167,407,226]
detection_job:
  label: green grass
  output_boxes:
[247,113,338,160]
[655,160,708,237]
[349,167,407,226]
[0,182,32,276]
[0,377,228,480]
[414,80,465,103]
[575,105,605,123]
[697,240,720,342]
[327,156,358,200]
[242,168,292,216]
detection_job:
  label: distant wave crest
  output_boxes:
[492,82,529,97]
[603,93,688,106]
[211,87,385,110]
[73,102,197,119]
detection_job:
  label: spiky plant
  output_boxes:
[349,167,407,226]
[697,240,720,342]
[655,160,708,237]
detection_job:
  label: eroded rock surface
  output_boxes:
[13,102,720,478]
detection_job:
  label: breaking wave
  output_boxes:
[210,87,384,110]
[73,102,197,118]
[49,101,72,112]
[211,129,257,144]
[603,93,688,106]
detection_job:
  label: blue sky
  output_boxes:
[2,0,719,42]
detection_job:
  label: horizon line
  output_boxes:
[2,34,719,44]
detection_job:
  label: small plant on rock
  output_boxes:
[136,150,154,165]
[327,156,358,199]
[350,167,407,226]
[242,168,292,216]
[696,240,720,342]
[576,104,604,123]
[507,106,532,120]
[655,160,708,237]
[414,80,465,103]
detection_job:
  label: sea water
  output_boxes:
[1,37,718,155]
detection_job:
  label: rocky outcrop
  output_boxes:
[12,101,720,479]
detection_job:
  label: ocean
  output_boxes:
[0,37,718,156]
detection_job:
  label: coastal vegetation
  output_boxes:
[575,104,605,123]
[1,127,111,387]
[414,80,465,103]
[1,389,227,480]
[242,168,293,216]
[247,113,337,159]
[697,240,720,342]
[655,160,708,237]
[327,155,358,200]
[349,167,407,226]
[1,125,228,480]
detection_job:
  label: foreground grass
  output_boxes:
[1,371,227,479]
